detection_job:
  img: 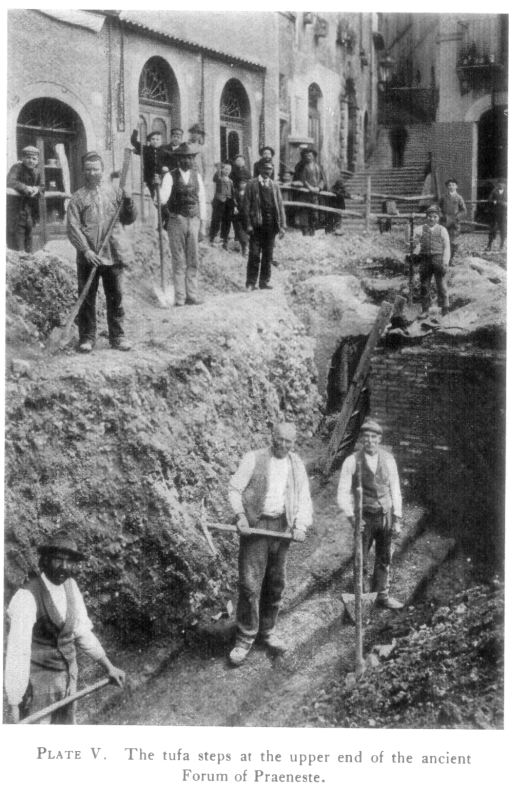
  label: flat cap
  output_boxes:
[188,123,205,134]
[147,130,163,140]
[22,146,39,156]
[170,127,184,135]
[426,204,441,215]
[360,419,383,435]
[38,528,86,561]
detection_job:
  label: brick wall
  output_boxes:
[432,121,477,213]
[368,344,505,570]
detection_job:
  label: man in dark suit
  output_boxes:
[242,161,286,290]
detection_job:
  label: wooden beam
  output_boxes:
[322,298,403,475]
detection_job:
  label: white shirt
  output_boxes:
[228,450,313,531]
[159,168,206,221]
[337,451,402,519]
[4,574,106,705]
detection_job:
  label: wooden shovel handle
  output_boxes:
[18,677,111,724]
[210,523,294,541]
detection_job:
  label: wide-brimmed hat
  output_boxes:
[259,145,275,157]
[176,143,199,157]
[22,145,39,156]
[188,123,205,135]
[426,204,441,215]
[360,419,383,435]
[38,529,86,561]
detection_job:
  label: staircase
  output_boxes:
[345,165,427,214]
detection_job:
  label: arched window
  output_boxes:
[138,57,180,144]
[219,79,251,163]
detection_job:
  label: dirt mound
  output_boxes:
[308,584,504,729]
[4,238,322,640]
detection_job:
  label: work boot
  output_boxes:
[110,339,132,351]
[78,340,93,354]
[229,640,253,666]
[259,283,273,290]
[261,634,288,655]
[376,596,404,610]
[185,297,204,306]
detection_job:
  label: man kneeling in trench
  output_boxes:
[228,422,313,666]
[337,419,404,609]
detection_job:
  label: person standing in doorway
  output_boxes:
[6,145,44,252]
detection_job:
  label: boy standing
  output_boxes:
[440,178,466,265]
[416,204,451,317]
[7,145,44,252]
[210,162,234,249]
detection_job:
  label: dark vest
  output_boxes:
[167,169,200,217]
[354,450,392,514]
[25,576,78,671]
[259,182,276,227]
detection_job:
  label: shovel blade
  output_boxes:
[152,283,175,308]
[341,592,377,624]
[46,326,70,354]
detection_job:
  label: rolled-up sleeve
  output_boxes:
[228,452,256,516]
[294,460,313,531]
[5,590,37,706]
[387,455,403,518]
[71,580,107,661]
[66,196,91,254]
[337,454,356,518]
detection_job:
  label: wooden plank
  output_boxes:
[322,299,401,475]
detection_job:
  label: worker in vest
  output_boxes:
[227,422,313,665]
[337,419,404,610]
[4,529,125,724]
[159,142,207,306]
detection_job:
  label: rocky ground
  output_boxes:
[3,222,506,727]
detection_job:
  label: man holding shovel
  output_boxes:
[227,422,313,666]
[4,529,125,724]
[67,151,136,353]
[337,420,403,610]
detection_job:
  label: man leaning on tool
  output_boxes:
[67,151,136,353]
[337,419,404,609]
[227,422,313,666]
[4,529,125,724]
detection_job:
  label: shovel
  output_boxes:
[341,457,376,675]
[152,177,174,307]
[18,677,112,724]
[47,148,133,353]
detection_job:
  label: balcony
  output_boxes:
[456,43,507,95]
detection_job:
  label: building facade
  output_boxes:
[375,13,508,211]
[7,9,381,237]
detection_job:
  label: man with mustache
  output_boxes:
[67,151,136,353]
[4,529,125,724]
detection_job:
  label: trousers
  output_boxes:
[168,214,200,304]
[20,659,78,725]
[419,253,448,311]
[209,199,233,242]
[361,510,393,601]
[246,226,276,287]
[236,516,289,642]
[77,259,124,344]
[7,207,35,253]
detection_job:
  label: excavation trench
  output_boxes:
[4,233,505,726]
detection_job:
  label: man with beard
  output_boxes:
[228,422,313,666]
[160,142,207,306]
[6,145,44,252]
[4,529,125,724]
[67,151,136,353]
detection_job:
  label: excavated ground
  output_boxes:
[3,224,506,727]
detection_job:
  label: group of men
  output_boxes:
[5,417,404,722]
